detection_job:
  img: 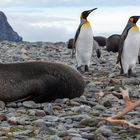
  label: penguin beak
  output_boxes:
[88,8,97,14]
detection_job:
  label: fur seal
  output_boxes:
[106,34,121,53]
[0,61,85,103]
[93,36,106,47]
[67,38,74,49]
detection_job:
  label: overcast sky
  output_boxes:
[0,0,140,42]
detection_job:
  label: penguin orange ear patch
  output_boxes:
[80,13,83,19]
[130,18,133,22]
[84,21,90,26]
[132,25,138,30]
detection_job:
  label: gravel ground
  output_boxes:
[0,41,140,140]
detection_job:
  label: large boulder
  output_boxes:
[0,11,22,42]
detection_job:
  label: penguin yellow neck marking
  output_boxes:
[132,25,139,31]
[83,21,90,27]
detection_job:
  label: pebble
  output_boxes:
[0,41,139,139]
[98,94,119,108]
[71,137,87,140]
[96,125,114,137]
[43,103,54,115]
[71,105,91,113]
[43,115,59,122]
[0,113,7,121]
[35,109,46,117]
[23,101,40,109]
[0,101,5,110]
[94,104,106,111]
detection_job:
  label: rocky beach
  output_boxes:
[0,41,140,140]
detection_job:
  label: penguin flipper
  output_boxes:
[93,39,101,58]
[96,49,101,58]
[72,23,84,58]
[138,55,140,64]
[116,23,133,64]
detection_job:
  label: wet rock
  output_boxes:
[35,109,46,117]
[98,94,119,108]
[8,130,33,137]
[0,113,7,121]
[81,132,95,140]
[6,102,17,108]
[71,105,91,113]
[17,102,23,107]
[0,101,5,110]
[57,131,68,137]
[48,135,62,140]
[123,78,140,85]
[94,104,106,111]
[71,137,88,140]
[33,119,46,127]
[23,101,40,109]
[21,48,28,54]
[69,133,82,138]
[0,136,9,139]
[70,114,91,122]
[43,103,54,115]
[8,117,29,125]
[43,115,59,122]
[79,118,99,127]
[96,125,113,137]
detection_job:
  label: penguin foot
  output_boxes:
[77,65,90,74]
[120,73,136,78]
[129,72,137,77]
[138,56,140,64]
[84,71,92,75]
[128,69,137,77]
[120,69,124,75]
[77,66,83,73]
[96,49,101,58]
[97,88,140,129]
[120,73,129,77]
[85,65,89,72]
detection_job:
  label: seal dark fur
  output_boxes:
[93,36,106,47]
[0,61,85,103]
[106,34,121,53]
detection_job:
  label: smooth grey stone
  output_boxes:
[96,125,113,137]
[23,101,40,109]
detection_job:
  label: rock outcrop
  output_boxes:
[0,11,22,42]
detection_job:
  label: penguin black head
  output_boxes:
[129,16,140,24]
[80,8,97,20]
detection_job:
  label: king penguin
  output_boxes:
[117,16,140,77]
[72,8,97,72]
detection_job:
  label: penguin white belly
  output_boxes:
[76,24,93,66]
[122,28,140,73]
